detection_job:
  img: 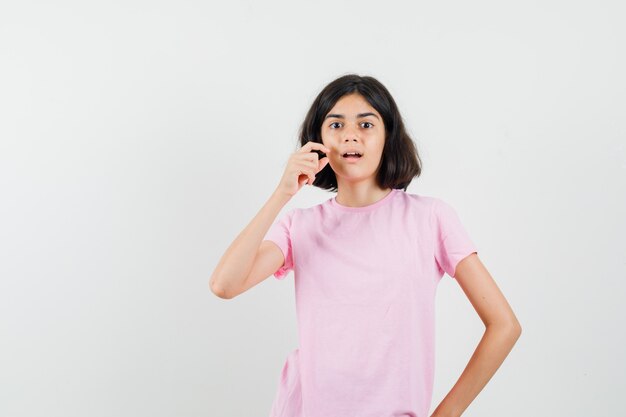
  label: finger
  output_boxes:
[296,152,319,163]
[295,158,319,175]
[299,140,331,154]
[302,167,315,185]
[296,165,314,181]
[298,148,329,166]
[317,156,329,172]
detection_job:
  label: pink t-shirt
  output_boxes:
[263,188,478,417]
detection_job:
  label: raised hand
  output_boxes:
[275,141,331,197]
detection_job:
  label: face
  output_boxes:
[320,93,386,186]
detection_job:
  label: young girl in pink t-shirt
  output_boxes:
[210,74,522,417]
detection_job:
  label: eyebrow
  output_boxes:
[324,112,380,120]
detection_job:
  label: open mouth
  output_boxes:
[342,152,363,159]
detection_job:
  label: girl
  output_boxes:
[210,74,521,417]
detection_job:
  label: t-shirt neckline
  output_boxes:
[330,188,399,212]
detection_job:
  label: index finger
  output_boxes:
[300,140,331,154]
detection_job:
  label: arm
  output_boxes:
[430,253,522,417]
[209,189,291,299]
[209,141,330,299]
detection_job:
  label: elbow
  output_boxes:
[505,322,522,346]
[513,320,522,339]
[508,314,522,336]
[488,317,522,342]
[504,318,522,342]
[209,276,234,300]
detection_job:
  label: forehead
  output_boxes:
[327,93,379,116]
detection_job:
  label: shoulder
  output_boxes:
[277,201,321,227]
[397,189,441,213]
[399,189,434,204]
[398,191,464,231]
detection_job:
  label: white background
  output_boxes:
[1,1,624,416]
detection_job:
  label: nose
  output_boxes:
[342,124,360,142]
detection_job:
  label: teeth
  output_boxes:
[344,152,361,157]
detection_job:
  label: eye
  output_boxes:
[329,122,342,129]
[361,122,374,128]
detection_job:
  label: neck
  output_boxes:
[334,184,393,208]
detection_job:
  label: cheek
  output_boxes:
[322,129,335,138]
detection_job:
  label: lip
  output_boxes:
[342,154,363,163]
[340,149,364,156]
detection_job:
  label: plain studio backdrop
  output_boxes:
[1,1,624,416]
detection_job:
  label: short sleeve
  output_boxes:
[431,198,478,279]
[263,208,296,280]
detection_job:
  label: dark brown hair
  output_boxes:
[298,73,422,192]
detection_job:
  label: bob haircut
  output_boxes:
[298,73,422,192]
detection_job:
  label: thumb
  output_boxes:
[318,157,330,172]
